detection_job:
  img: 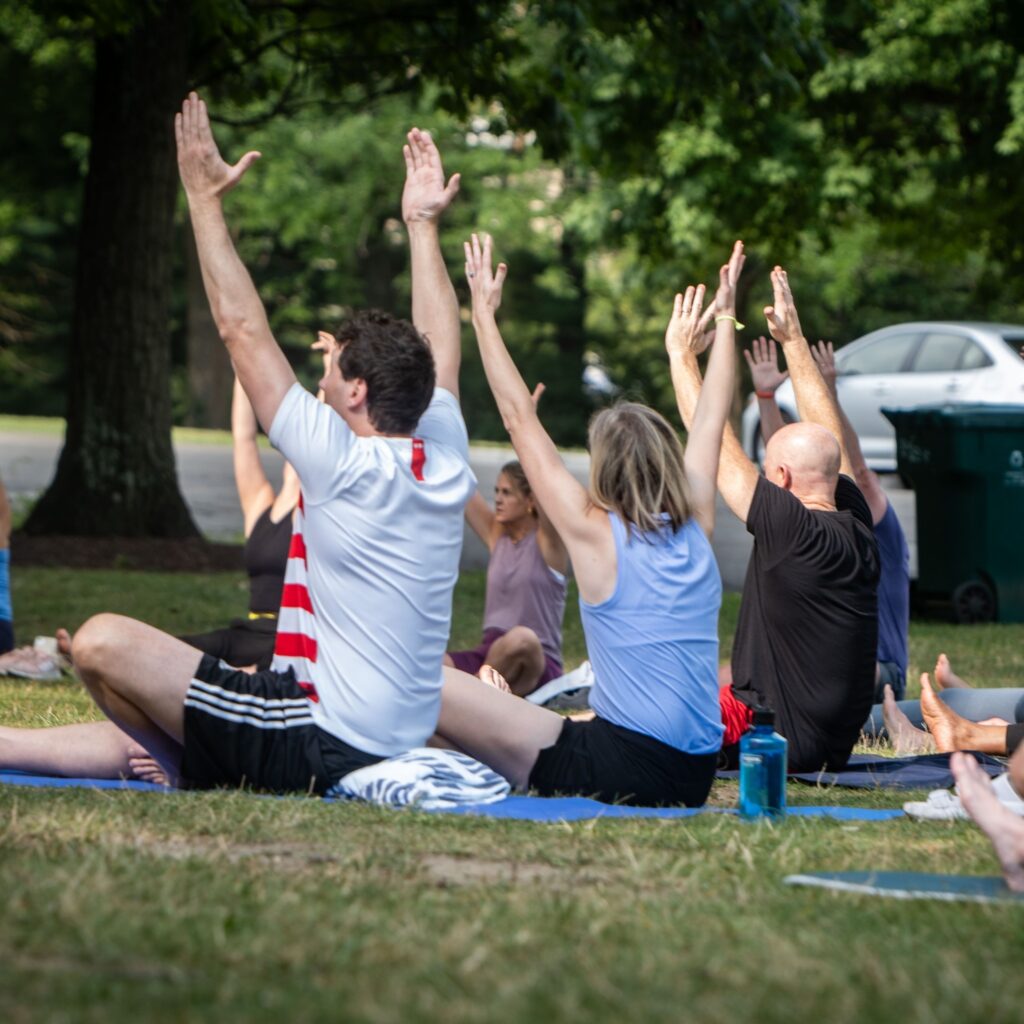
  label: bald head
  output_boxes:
[764,422,841,503]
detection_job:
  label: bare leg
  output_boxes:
[920,673,1009,754]
[434,666,564,788]
[882,684,935,754]
[71,613,204,780]
[483,626,546,697]
[934,653,970,690]
[952,749,1024,892]
[0,720,140,778]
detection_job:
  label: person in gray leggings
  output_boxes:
[867,652,1024,754]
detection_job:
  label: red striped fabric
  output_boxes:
[411,437,425,482]
[288,533,307,561]
[274,632,318,661]
[296,681,319,703]
[280,583,314,613]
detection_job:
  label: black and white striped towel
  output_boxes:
[326,748,510,810]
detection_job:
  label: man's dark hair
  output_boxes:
[335,310,435,434]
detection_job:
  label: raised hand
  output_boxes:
[810,339,838,394]
[311,330,340,379]
[175,92,261,201]
[665,284,715,358]
[402,128,460,224]
[763,266,805,346]
[714,240,746,317]
[743,336,789,395]
[464,233,507,316]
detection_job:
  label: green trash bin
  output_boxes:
[882,404,1024,623]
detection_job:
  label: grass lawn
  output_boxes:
[2,568,1023,1023]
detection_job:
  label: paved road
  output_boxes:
[0,429,916,590]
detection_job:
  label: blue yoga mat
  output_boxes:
[718,752,1006,790]
[785,871,1024,905]
[0,770,902,821]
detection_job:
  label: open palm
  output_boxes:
[402,128,460,223]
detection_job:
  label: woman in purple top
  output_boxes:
[446,456,568,696]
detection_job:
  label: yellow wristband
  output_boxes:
[715,314,745,330]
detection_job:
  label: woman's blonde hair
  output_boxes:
[587,402,691,534]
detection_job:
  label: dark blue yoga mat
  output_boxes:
[785,871,1024,905]
[718,752,1006,790]
[0,771,902,821]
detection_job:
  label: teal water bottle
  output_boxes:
[738,706,787,820]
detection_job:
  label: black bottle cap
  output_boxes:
[752,705,775,727]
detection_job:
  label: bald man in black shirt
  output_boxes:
[671,267,879,772]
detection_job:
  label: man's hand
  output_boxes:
[402,128,460,224]
[763,266,805,346]
[714,240,746,317]
[810,339,839,395]
[665,284,715,358]
[175,92,260,201]
[464,233,507,317]
[743,336,789,395]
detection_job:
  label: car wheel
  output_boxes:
[951,579,997,624]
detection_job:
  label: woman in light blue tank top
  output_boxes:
[436,235,745,806]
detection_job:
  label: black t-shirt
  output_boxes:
[731,475,880,772]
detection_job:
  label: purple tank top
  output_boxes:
[482,529,566,663]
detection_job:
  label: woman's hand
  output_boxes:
[665,283,715,358]
[464,233,507,317]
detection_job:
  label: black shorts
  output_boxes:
[528,716,718,807]
[0,619,12,656]
[181,654,382,794]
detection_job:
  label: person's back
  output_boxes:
[270,380,475,755]
[585,513,722,755]
[729,473,879,770]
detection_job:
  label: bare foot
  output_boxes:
[934,652,970,690]
[478,664,511,694]
[882,683,935,754]
[125,742,171,786]
[952,751,1024,892]
[919,672,970,752]
[56,628,73,664]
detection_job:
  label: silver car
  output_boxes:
[740,322,1024,470]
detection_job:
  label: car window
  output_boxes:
[959,341,993,370]
[912,332,969,372]
[1002,334,1024,360]
[839,333,919,374]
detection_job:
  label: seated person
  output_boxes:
[0,472,12,655]
[747,335,909,702]
[45,98,475,792]
[430,237,744,806]
[179,375,299,671]
[447,454,568,696]
[703,271,879,773]
[952,746,1024,892]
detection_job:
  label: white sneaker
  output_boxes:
[525,660,595,706]
[904,773,1024,821]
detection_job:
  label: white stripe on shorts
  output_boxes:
[185,678,314,730]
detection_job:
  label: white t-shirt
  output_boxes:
[268,383,476,755]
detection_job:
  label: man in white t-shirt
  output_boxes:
[67,94,475,792]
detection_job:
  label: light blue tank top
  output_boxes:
[582,513,724,755]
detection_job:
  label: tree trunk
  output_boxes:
[185,229,233,429]
[24,2,198,537]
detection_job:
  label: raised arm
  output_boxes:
[811,340,888,523]
[402,128,461,397]
[663,246,761,524]
[231,376,274,536]
[464,234,610,597]
[176,93,295,431]
[667,242,743,538]
[744,336,789,443]
[764,268,853,478]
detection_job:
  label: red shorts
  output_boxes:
[719,683,754,747]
